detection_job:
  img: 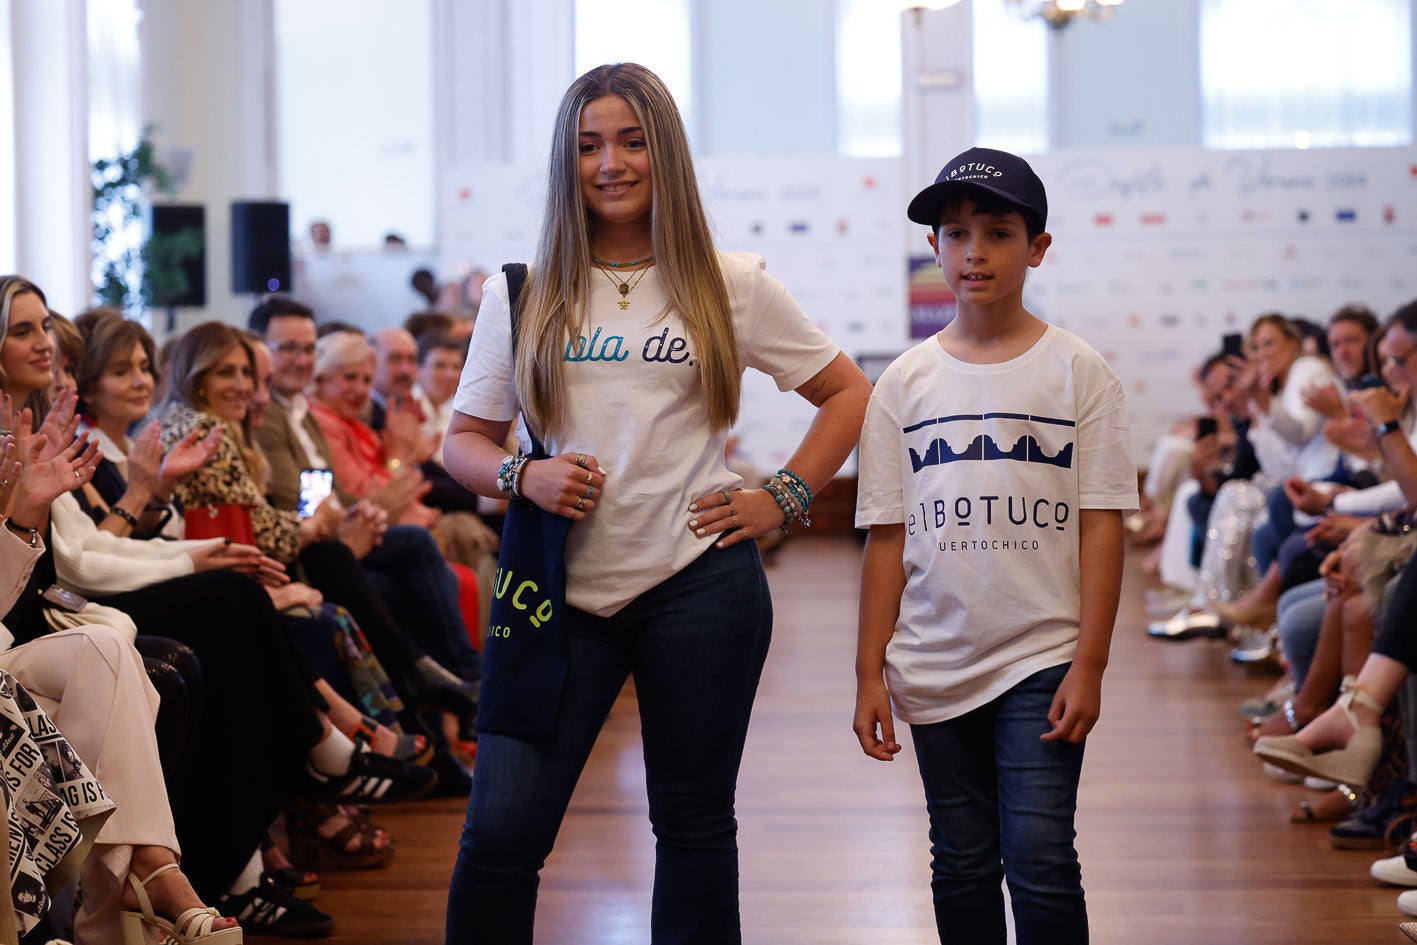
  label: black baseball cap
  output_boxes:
[907,147,1048,232]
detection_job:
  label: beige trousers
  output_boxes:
[0,625,176,944]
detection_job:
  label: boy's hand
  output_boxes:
[853,679,901,761]
[1042,663,1102,744]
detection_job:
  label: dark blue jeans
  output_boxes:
[910,662,1088,945]
[361,524,483,680]
[445,541,772,945]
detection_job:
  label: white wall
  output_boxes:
[276,0,435,250]
[693,0,837,156]
[1053,0,1202,148]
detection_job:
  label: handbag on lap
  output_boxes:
[474,263,573,741]
[183,503,257,545]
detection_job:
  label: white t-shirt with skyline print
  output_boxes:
[856,325,1137,725]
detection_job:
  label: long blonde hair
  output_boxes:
[517,62,739,437]
[0,275,53,425]
[165,321,270,490]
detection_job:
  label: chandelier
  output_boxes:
[1006,0,1125,29]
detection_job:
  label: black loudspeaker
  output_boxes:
[148,204,207,307]
[231,201,292,294]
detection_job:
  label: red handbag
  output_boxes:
[184,504,257,545]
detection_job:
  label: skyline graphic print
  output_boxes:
[904,412,1075,473]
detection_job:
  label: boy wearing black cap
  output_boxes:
[852,148,1137,945]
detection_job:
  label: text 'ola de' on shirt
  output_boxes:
[454,251,839,617]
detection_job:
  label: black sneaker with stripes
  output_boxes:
[217,873,336,938]
[307,741,438,804]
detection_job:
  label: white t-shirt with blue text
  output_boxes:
[855,326,1138,725]
[455,251,839,617]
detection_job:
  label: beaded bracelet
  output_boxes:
[496,453,531,499]
[764,478,798,521]
[777,466,814,506]
[109,505,139,529]
[764,472,812,529]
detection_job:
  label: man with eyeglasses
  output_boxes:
[249,296,338,512]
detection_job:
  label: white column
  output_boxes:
[900,3,973,223]
[10,0,90,313]
[0,0,15,270]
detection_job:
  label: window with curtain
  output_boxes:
[835,0,1050,158]
[836,0,904,157]
[575,0,692,131]
[972,0,1049,153]
[1201,0,1413,149]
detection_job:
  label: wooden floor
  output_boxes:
[294,538,1410,944]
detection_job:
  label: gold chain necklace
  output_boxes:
[598,263,652,310]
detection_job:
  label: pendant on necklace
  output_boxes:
[617,284,630,310]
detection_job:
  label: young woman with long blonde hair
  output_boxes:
[443,63,870,943]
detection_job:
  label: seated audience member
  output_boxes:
[0,361,239,944]
[1131,350,1242,553]
[307,331,488,670]
[370,326,482,514]
[414,332,464,467]
[310,331,437,526]
[247,300,484,721]
[1212,306,1388,632]
[49,312,83,393]
[1150,314,1339,648]
[404,310,455,343]
[158,322,478,715]
[0,278,427,936]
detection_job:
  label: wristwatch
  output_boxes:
[1375,418,1403,439]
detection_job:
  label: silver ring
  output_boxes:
[74,470,83,479]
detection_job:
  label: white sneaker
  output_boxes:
[1398,889,1417,915]
[1373,854,1417,887]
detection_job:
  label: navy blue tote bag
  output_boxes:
[474,263,573,740]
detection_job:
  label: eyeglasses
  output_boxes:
[273,342,317,357]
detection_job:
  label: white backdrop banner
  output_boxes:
[440,147,1417,471]
[439,157,905,473]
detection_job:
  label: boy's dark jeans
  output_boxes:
[445,541,772,945]
[910,662,1088,945]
